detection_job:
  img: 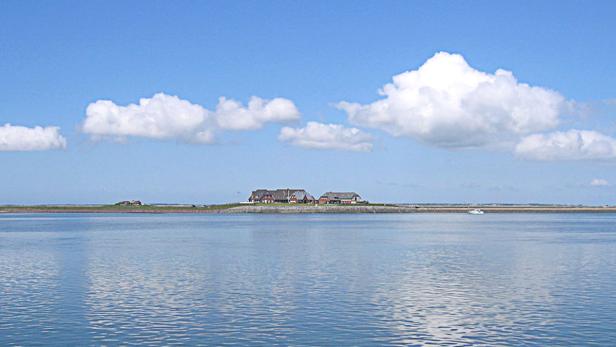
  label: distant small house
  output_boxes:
[115,200,142,206]
[249,189,315,204]
[318,192,364,205]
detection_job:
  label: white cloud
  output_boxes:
[0,124,67,151]
[83,93,213,143]
[515,130,616,160]
[279,121,373,151]
[82,93,299,143]
[215,96,300,130]
[338,52,566,148]
[590,178,609,187]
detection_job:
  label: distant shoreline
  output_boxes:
[2,204,616,214]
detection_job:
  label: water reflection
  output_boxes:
[0,247,60,344]
[0,213,615,345]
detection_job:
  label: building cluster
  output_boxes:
[115,200,142,206]
[249,189,365,205]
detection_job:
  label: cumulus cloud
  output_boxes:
[338,52,566,148]
[84,93,213,143]
[515,130,616,160]
[215,96,300,130]
[0,124,67,151]
[590,178,609,187]
[279,121,373,151]
[83,93,299,143]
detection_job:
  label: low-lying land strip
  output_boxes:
[1,203,616,214]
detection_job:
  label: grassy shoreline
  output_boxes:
[2,203,616,214]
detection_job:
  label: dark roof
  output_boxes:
[291,191,315,201]
[249,189,270,199]
[251,189,308,201]
[320,192,361,200]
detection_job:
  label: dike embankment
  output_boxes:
[2,204,616,214]
[220,205,616,214]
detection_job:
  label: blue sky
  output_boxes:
[1,1,615,204]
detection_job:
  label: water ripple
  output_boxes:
[0,213,615,345]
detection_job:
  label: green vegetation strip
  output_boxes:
[0,204,243,212]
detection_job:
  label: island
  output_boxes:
[3,187,615,214]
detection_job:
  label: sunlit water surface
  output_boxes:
[1,213,616,346]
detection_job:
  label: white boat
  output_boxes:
[468,209,484,215]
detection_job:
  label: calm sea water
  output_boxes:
[1,213,616,346]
